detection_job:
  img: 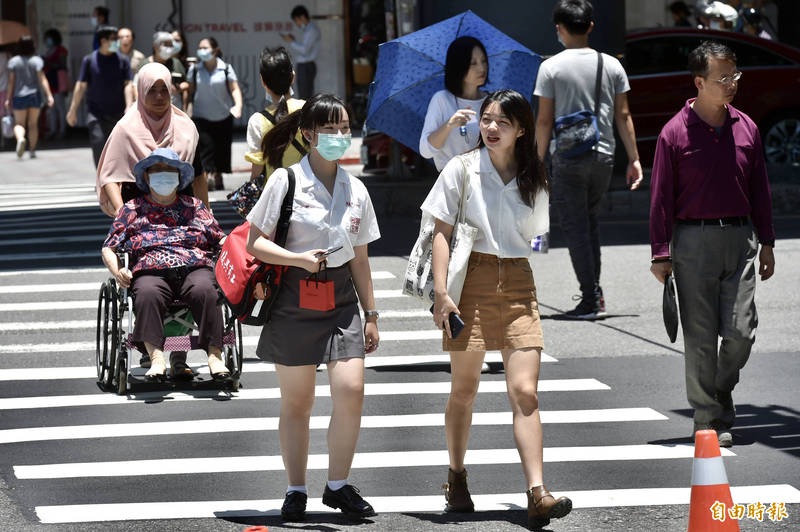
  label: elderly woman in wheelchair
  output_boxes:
[101,147,229,381]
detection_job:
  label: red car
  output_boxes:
[625,28,800,167]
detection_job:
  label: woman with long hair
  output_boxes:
[245,46,306,182]
[187,36,243,191]
[419,35,489,171]
[246,93,380,522]
[423,89,572,530]
[5,36,54,159]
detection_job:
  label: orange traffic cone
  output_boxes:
[688,429,739,531]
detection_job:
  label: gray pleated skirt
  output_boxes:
[256,264,364,366]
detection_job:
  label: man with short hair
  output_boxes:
[91,5,110,50]
[649,41,775,447]
[534,0,643,320]
[118,27,145,74]
[282,5,320,99]
[67,25,133,167]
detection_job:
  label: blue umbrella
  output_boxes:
[365,10,541,154]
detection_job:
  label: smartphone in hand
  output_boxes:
[315,245,343,258]
[429,305,465,339]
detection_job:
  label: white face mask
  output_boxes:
[158,45,174,60]
[148,171,180,196]
[264,91,273,105]
[91,16,98,27]
[196,48,214,62]
[556,29,565,47]
[172,41,183,54]
[710,20,723,30]
[108,40,120,53]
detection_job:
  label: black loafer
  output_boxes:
[322,484,376,519]
[281,490,307,521]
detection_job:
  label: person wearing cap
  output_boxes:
[649,41,775,448]
[101,147,228,381]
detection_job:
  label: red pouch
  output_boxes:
[299,270,335,311]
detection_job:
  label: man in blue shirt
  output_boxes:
[283,5,321,99]
[67,25,133,167]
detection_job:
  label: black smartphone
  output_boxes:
[429,305,465,339]
[315,245,343,258]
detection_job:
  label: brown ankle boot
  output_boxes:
[442,467,474,512]
[442,468,475,513]
[527,484,572,529]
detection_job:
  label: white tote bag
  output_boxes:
[402,157,478,307]
[1,115,14,139]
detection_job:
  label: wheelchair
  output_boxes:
[96,254,243,395]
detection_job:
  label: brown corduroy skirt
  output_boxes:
[444,251,544,352]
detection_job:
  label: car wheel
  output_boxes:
[763,114,800,166]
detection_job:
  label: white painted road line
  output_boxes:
[0,330,449,353]
[0,282,101,294]
[0,309,432,332]
[0,408,666,444]
[0,267,107,276]
[34,485,800,523]
[14,444,727,479]
[0,379,606,410]
[0,352,557,382]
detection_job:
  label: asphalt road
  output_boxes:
[0,150,798,531]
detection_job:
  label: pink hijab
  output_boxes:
[96,62,198,215]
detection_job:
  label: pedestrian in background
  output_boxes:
[187,36,242,192]
[649,41,775,448]
[118,27,146,74]
[669,1,693,26]
[67,25,133,168]
[171,29,189,69]
[96,62,199,217]
[5,36,54,159]
[138,32,186,110]
[245,46,306,181]
[419,36,488,172]
[246,94,380,522]
[0,45,9,124]
[534,0,642,320]
[283,5,320,99]
[42,28,69,140]
[91,5,109,50]
[423,89,570,530]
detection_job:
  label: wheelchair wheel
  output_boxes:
[115,350,127,396]
[104,279,119,391]
[96,280,119,390]
[223,306,243,391]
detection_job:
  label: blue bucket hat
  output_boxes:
[133,147,195,192]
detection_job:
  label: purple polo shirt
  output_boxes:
[649,99,775,257]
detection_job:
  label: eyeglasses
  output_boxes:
[714,71,742,85]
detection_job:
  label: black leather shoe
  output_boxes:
[280,490,307,521]
[322,484,376,519]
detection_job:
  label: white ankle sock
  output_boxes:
[327,479,347,491]
[287,485,307,494]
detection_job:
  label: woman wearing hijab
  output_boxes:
[96,62,201,218]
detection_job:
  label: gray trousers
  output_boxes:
[673,222,758,428]
[88,113,121,168]
[550,151,614,300]
[295,61,317,100]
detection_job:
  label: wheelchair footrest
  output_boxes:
[125,330,236,351]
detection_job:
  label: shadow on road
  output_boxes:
[653,404,800,458]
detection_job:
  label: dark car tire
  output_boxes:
[761,111,800,167]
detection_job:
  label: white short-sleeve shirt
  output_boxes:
[419,89,486,171]
[421,148,549,258]
[247,156,381,268]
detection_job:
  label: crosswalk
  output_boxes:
[0,183,100,212]
[1,201,798,528]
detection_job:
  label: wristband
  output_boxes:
[364,310,379,320]
[651,257,671,264]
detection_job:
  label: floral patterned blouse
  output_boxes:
[103,195,225,274]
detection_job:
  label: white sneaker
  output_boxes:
[15,139,26,158]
